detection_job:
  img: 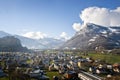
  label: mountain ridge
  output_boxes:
[0,31,64,49]
[62,23,120,50]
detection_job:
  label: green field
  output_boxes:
[46,71,62,80]
[86,53,120,64]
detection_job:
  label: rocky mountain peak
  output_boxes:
[62,23,120,50]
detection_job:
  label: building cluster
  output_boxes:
[0,51,119,80]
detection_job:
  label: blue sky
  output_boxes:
[0,0,120,39]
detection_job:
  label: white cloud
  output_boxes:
[80,7,120,26]
[22,31,71,41]
[60,32,70,40]
[22,32,47,39]
[72,23,81,31]
[73,7,120,31]
[72,23,87,31]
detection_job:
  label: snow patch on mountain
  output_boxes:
[108,28,117,32]
[89,38,95,42]
[89,36,97,42]
[116,42,120,45]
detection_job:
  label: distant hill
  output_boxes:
[62,23,120,50]
[0,36,28,52]
[38,38,64,49]
[14,35,47,49]
[0,31,64,49]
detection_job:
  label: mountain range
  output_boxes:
[0,31,64,49]
[1,23,120,50]
[62,23,120,50]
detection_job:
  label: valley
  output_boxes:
[0,23,120,80]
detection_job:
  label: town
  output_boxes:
[0,49,120,80]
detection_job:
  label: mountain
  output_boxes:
[0,31,11,38]
[14,35,47,49]
[15,35,64,49]
[38,38,64,49]
[0,31,64,49]
[62,23,120,50]
[0,36,28,52]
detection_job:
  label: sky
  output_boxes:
[0,0,120,40]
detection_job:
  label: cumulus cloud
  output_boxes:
[60,32,70,40]
[73,7,120,31]
[72,23,81,31]
[80,7,120,26]
[22,32,47,39]
[72,23,86,31]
